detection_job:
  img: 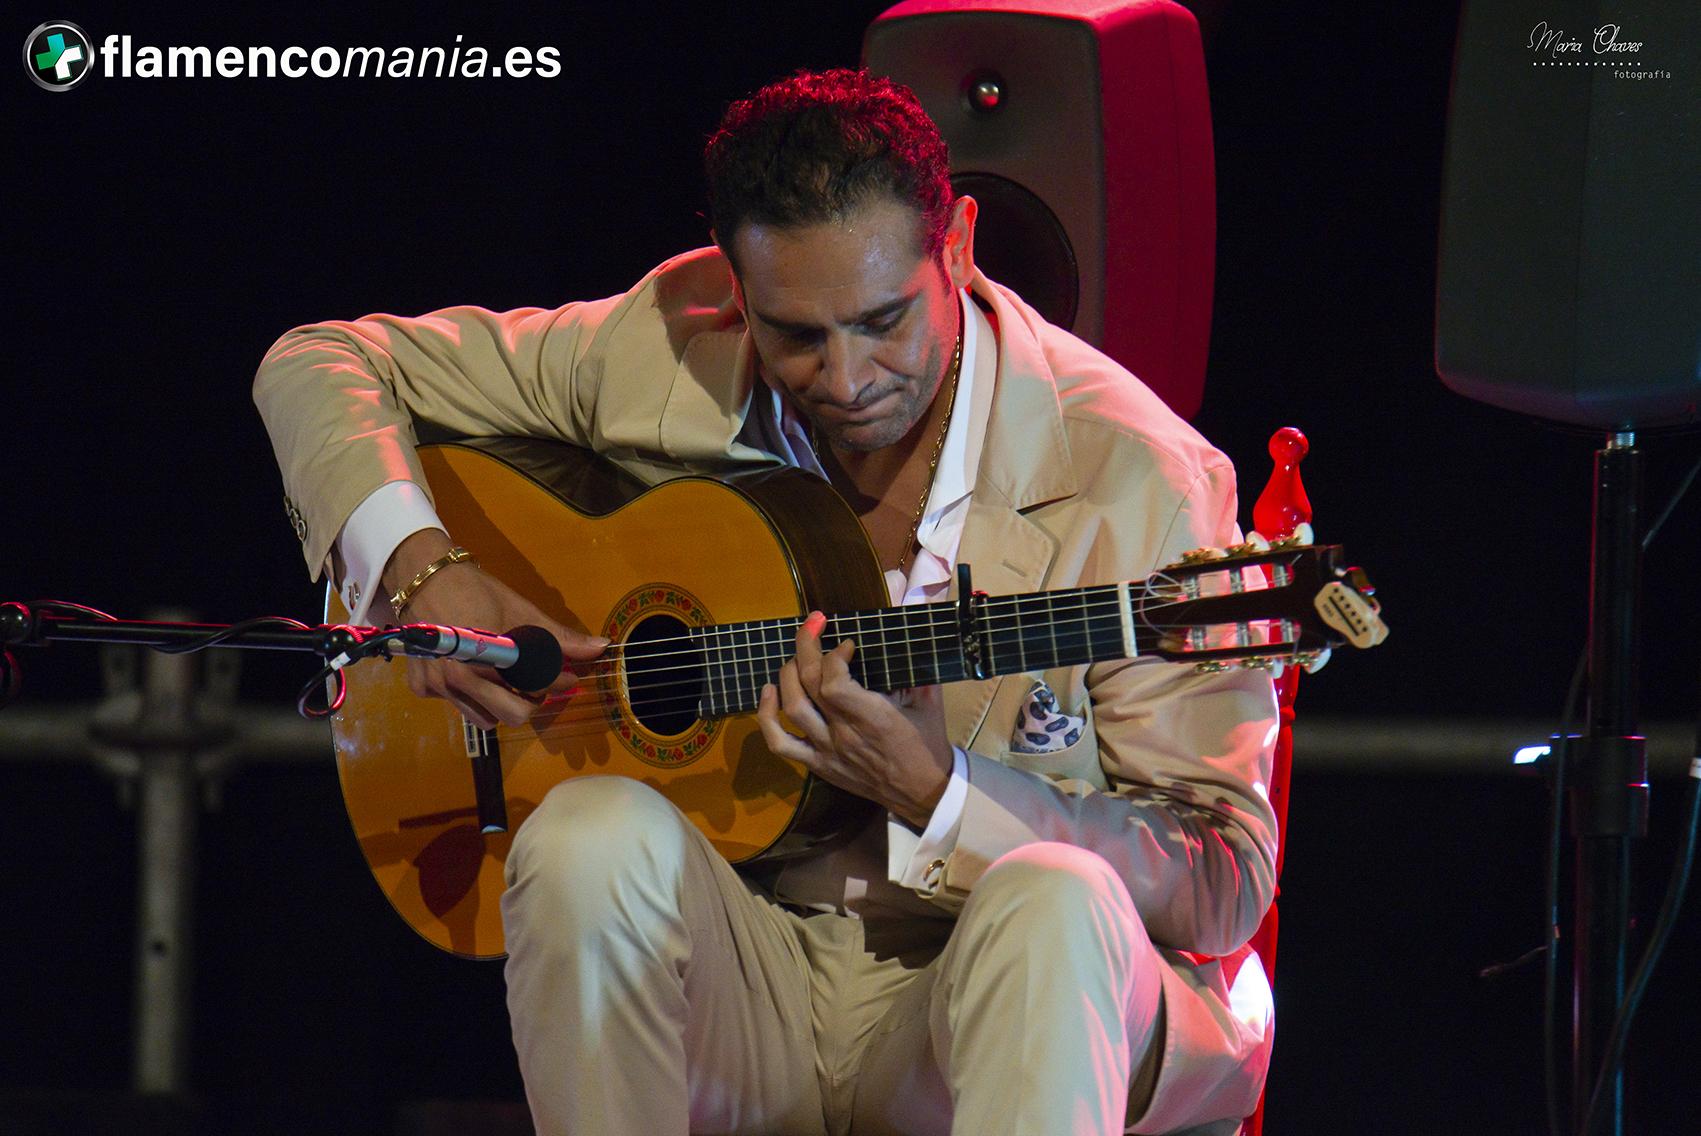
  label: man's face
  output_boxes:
[728,195,976,453]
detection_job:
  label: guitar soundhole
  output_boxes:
[622,613,703,737]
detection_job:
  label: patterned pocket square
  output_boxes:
[1010,680,1086,754]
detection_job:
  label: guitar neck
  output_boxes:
[689,544,1359,718]
[695,582,1135,717]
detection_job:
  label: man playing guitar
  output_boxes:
[255,69,1279,1136]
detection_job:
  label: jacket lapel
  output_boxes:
[944,277,1080,749]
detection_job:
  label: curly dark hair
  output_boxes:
[704,68,954,268]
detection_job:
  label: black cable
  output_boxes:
[149,614,313,654]
[294,626,408,720]
[1640,454,1701,551]
[26,599,118,621]
[1550,444,1701,1135]
[1546,647,1588,1136]
[296,664,346,720]
[1576,678,1701,1136]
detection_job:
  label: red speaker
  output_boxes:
[865,0,1215,420]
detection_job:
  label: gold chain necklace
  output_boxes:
[813,329,964,576]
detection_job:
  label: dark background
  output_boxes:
[4,2,1698,1133]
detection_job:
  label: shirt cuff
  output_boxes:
[888,746,970,895]
[336,480,444,624]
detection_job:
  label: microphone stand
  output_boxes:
[3,603,367,662]
[1,602,424,720]
[0,598,518,1096]
[3,598,524,857]
[0,600,387,1099]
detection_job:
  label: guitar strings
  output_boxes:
[556,579,1271,682]
[380,571,1295,738]
[565,572,1224,672]
[566,602,1210,686]
[491,607,1298,731]
[519,581,1284,711]
[495,626,1300,745]
[465,627,1302,745]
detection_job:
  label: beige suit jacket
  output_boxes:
[254,247,1279,1131]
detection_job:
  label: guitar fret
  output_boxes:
[860,609,881,692]
[915,603,935,686]
[877,609,895,691]
[781,615,800,694]
[1041,595,1054,673]
[1094,586,1125,661]
[748,622,768,710]
[1016,596,1051,670]
[717,622,738,710]
[823,613,843,682]
[724,623,742,713]
[740,621,759,709]
[877,612,891,693]
[984,599,1017,676]
[860,610,882,691]
[717,625,736,716]
[897,606,916,690]
[914,606,931,687]
[1009,600,1026,672]
[727,625,741,716]
[743,620,765,714]
[779,616,798,685]
[748,620,764,710]
[1071,588,1092,667]
[692,627,714,719]
[757,619,776,708]
[927,600,959,685]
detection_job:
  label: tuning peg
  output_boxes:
[1226,532,1272,557]
[1191,661,1231,674]
[1314,581,1389,648]
[1301,648,1332,674]
[1271,522,1315,549]
[1176,547,1229,565]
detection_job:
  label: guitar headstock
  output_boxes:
[1139,528,1387,674]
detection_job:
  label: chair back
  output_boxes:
[1241,426,1311,1136]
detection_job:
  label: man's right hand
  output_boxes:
[379,529,608,729]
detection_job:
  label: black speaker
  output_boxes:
[1435,1,1700,428]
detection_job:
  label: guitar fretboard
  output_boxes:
[693,583,1132,718]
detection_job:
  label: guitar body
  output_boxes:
[328,438,886,959]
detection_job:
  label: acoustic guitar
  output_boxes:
[326,437,1385,958]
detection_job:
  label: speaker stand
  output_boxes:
[1570,431,1651,1136]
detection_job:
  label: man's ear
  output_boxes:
[943,195,978,290]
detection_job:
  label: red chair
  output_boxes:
[1240,426,1312,1136]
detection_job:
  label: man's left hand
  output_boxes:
[756,611,953,829]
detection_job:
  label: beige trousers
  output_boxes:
[501,777,1166,1136]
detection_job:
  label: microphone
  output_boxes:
[395,623,565,693]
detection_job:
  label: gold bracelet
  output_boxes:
[389,546,477,616]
